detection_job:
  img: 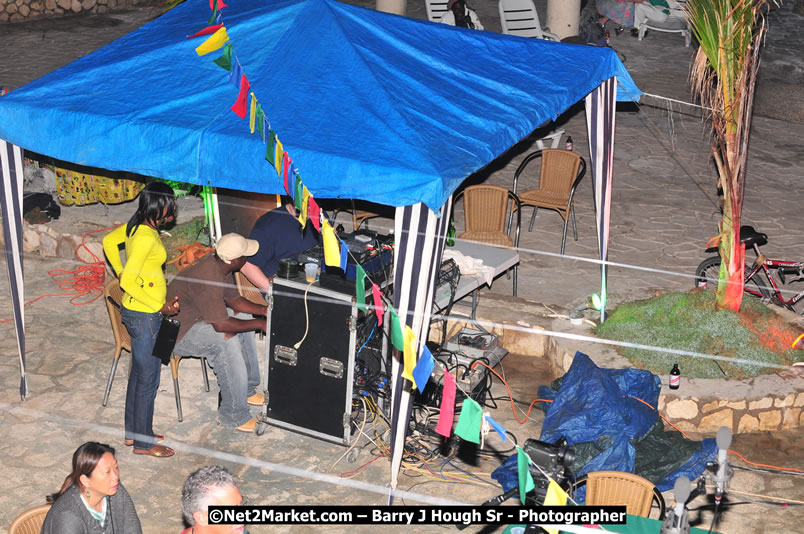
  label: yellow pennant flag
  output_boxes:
[274,139,284,176]
[402,325,417,388]
[541,478,569,534]
[249,93,257,134]
[322,220,340,267]
[298,187,310,229]
[195,27,229,56]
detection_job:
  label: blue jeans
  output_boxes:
[120,307,163,450]
[173,312,259,427]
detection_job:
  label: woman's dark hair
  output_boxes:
[47,442,116,503]
[126,181,177,238]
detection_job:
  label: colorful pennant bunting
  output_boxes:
[212,42,233,71]
[283,153,291,194]
[308,198,321,232]
[484,413,507,442]
[299,187,310,229]
[435,370,457,437]
[294,173,303,209]
[355,265,367,313]
[230,75,250,118]
[411,344,434,391]
[454,397,483,444]
[401,325,417,386]
[339,242,349,271]
[249,93,257,133]
[542,479,569,534]
[228,59,242,87]
[187,24,223,39]
[255,105,265,139]
[371,284,384,326]
[274,138,284,177]
[195,27,229,56]
[390,308,404,351]
[209,0,227,10]
[517,446,536,505]
[322,220,340,267]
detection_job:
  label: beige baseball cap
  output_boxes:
[215,233,259,263]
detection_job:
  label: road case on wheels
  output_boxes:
[254,275,381,445]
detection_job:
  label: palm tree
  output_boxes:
[686,0,776,312]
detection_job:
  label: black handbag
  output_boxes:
[152,317,180,366]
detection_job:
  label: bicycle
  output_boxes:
[694,225,804,315]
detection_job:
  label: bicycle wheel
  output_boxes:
[694,256,771,299]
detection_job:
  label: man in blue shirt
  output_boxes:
[240,196,320,290]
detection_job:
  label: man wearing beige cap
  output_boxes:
[166,233,266,432]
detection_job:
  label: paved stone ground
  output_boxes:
[0,1,803,533]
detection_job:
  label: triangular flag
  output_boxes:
[322,220,339,267]
[484,414,507,442]
[454,397,483,444]
[187,24,223,39]
[228,58,242,87]
[339,242,349,271]
[209,0,227,10]
[265,131,276,166]
[249,93,257,133]
[212,42,233,71]
[401,325,417,386]
[255,106,265,140]
[282,153,291,195]
[435,370,457,437]
[274,138,284,176]
[298,187,310,229]
[541,479,569,534]
[208,5,218,24]
[412,344,434,391]
[230,75,250,118]
[308,198,321,232]
[390,308,404,351]
[294,174,303,209]
[195,27,229,56]
[517,446,536,505]
[355,265,367,313]
[371,284,384,326]
[214,10,222,24]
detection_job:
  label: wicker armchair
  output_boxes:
[574,470,666,519]
[8,504,50,534]
[511,148,586,255]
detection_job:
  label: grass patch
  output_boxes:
[162,216,209,276]
[595,291,802,379]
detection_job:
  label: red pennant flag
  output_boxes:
[187,24,223,39]
[209,0,228,9]
[283,153,292,193]
[308,198,321,232]
[230,75,250,118]
[435,371,457,437]
[371,284,384,326]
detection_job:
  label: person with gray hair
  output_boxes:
[180,465,246,533]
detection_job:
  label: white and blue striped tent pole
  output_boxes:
[585,77,618,323]
[387,199,451,502]
[0,139,28,400]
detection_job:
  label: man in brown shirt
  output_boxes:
[168,233,266,432]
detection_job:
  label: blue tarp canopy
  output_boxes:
[0,0,639,212]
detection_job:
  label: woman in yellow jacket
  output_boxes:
[103,182,178,458]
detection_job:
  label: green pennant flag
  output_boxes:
[266,130,277,166]
[208,6,218,25]
[255,106,265,140]
[212,42,233,71]
[516,446,536,505]
[355,265,367,313]
[294,174,303,210]
[454,397,483,444]
[390,308,404,351]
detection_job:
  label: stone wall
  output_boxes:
[0,0,141,23]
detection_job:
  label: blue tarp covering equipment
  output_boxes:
[0,0,639,212]
[493,352,716,495]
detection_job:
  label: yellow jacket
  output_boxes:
[102,224,167,313]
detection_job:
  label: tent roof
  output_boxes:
[0,0,639,211]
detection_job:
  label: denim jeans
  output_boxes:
[120,307,163,450]
[173,312,259,427]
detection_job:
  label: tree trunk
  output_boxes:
[716,194,745,312]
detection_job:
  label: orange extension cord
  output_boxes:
[0,224,119,323]
[471,360,803,474]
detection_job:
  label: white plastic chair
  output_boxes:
[638,0,691,47]
[425,0,450,22]
[498,0,559,41]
